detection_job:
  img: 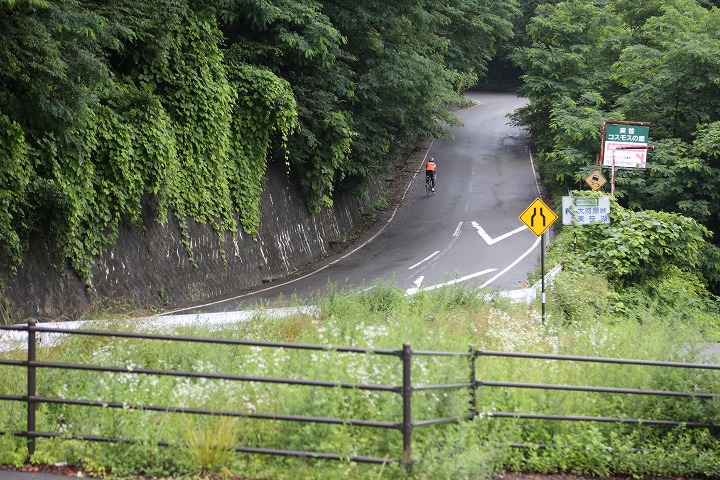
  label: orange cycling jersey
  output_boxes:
[426,162,436,172]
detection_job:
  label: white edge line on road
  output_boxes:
[479,235,541,289]
[529,148,542,197]
[453,221,463,238]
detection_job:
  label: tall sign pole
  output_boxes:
[519,198,557,323]
[540,232,545,321]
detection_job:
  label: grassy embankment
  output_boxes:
[1,275,719,479]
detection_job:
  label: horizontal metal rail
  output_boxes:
[25,395,400,429]
[0,393,25,402]
[413,382,472,391]
[413,413,474,428]
[413,349,472,357]
[479,380,720,399]
[0,325,25,332]
[0,359,25,367]
[3,320,719,474]
[1,429,399,465]
[475,350,720,370]
[28,360,400,392]
[16,325,401,356]
[486,412,719,429]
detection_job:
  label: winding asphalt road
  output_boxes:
[177,92,544,313]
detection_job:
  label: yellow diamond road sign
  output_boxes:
[585,169,607,191]
[519,198,557,236]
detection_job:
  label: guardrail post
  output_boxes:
[27,319,37,459]
[469,345,477,418]
[401,343,413,476]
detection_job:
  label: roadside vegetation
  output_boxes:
[2,0,720,478]
[509,0,720,298]
[1,220,719,479]
[0,0,517,282]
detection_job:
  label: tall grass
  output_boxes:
[0,278,718,479]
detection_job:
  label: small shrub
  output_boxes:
[0,433,26,467]
[180,415,241,475]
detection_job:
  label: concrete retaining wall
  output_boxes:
[1,159,385,322]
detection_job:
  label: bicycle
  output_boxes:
[425,175,435,196]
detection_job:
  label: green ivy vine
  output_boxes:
[0,5,298,282]
[226,59,298,236]
[0,113,31,272]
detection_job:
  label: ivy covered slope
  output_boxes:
[0,0,518,281]
[511,0,720,296]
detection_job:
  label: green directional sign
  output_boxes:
[605,124,649,143]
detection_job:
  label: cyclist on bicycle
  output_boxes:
[426,158,437,192]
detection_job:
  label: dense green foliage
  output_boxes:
[1,282,718,478]
[0,0,517,281]
[546,192,720,334]
[511,0,720,294]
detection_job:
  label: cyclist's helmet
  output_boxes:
[430,158,435,162]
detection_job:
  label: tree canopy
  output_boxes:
[511,0,720,294]
[0,0,517,279]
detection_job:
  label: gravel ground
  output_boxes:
[0,464,705,480]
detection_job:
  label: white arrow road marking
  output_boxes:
[471,222,527,245]
[409,252,439,270]
[406,276,425,295]
[406,269,497,295]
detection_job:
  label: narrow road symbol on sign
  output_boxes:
[519,198,557,236]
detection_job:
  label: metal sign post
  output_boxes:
[540,233,546,322]
[519,198,557,323]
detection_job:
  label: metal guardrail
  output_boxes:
[1,320,719,475]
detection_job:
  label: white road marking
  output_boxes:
[408,252,439,270]
[409,222,461,270]
[406,276,425,295]
[406,269,497,295]
[453,221,463,238]
[480,236,542,288]
[472,222,527,245]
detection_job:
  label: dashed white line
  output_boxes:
[408,252,440,270]
[453,221,463,238]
